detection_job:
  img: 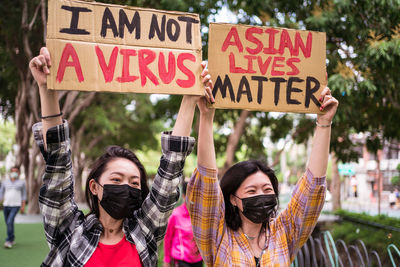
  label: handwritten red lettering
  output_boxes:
[229,52,246,73]
[286,58,301,75]
[263,28,279,54]
[278,29,294,56]
[117,49,139,83]
[95,46,118,83]
[271,56,285,76]
[158,52,176,84]
[245,27,263,55]
[294,32,312,58]
[221,26,243,53]
[56,43,84,83]
[138,49,159,86]
[177,53,195,88]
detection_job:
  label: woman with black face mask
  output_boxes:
[29,47,213,267]
[186,84,338,266]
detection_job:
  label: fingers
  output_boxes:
[205,86,215,104]
[318,86,331,102]
[202,74,211,85]
[201,67,208,77]
[320,95,339,111]
[30,48,51,75]
[30,56,50,74]
[40,47,52,67]
[318,86,339,111]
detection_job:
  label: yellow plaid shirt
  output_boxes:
[186,165,326,267]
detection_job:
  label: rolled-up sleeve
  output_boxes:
[274,169,326,261]
[138,131,195,245]
[186,165,222,266]
[33,121,79,245]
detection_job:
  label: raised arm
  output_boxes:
[172,95,198,137]
[172,62,214,137]
[29,47,62,148]
[274,86,338,260]
[30,47,81,247]
[186,66,225,266]
[197,65,216,169]
[307,86,339,176]
[135,62,213,249]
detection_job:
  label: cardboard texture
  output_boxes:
[208,23,327,114]
[47,0,203,95]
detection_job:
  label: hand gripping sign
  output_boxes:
[46,0,203,95]
[208,23,327,114]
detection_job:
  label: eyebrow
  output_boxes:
[244,183,272,190]
[109,172,140,179]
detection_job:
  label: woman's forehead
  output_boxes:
[239,171,272,189]
[104,158,140,175]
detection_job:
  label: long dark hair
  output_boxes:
[220,160,279,230]
[85,145,149,217]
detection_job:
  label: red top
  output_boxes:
[85,236,142,267]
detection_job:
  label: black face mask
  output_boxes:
[97,183,142,220]
[235,194,277,224]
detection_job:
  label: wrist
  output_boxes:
[316,118,332,128]
[200,111,215,121]
[316,117,332,124]
[182,95,199,104]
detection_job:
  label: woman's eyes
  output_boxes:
[246,188,272,194]
[109,177,139,187]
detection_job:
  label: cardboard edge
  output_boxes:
[208,22,327,35]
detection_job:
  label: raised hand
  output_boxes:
[201,61,214,104]
[29,47,51,89]
[318,86,339,124]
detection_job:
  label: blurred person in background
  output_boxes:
[164,181,203,267]
[0,166,27,249]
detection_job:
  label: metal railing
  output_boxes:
[290,231,399,267]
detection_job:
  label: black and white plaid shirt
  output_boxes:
[33,121,195,267]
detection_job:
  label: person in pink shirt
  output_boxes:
[164,181,203,267]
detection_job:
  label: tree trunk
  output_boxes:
[331,152,341,211]
[71,125,86,203]
[11,0,98,213]
[27,144,43,214]
[220,110,250,176]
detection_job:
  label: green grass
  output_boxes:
[0,212,48,267]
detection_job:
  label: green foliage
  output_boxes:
[330,221,400,262]
[0,0,42,118]
[335,209,400,228]
[392,176,400,186]
[0,120,16,160]
[224,0,400,163]
[73,93,162,161]
[0,166,6,178]
[330,210,400,261]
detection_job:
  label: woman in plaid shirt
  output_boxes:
[29,47,213,267]
[187,85,338,266]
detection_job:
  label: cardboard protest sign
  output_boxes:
[208,23,326,113]
[47,0,203,95]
